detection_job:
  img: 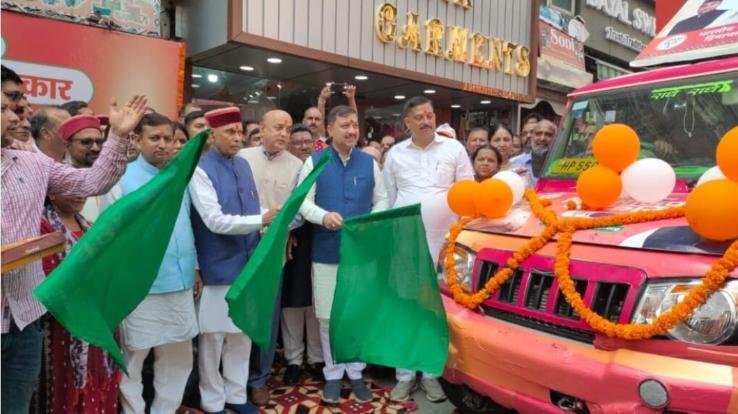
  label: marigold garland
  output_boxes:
[445,189,738,340]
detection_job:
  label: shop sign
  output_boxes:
[540,22,585,70]
[1,12,183,118]
[375,2,531,78]
[586,0,657,37]
[604,26,647,52]
[1,59,94,106]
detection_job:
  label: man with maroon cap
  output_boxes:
[189,106,279,414]
[58,114,109,221]
[1,95,147,413]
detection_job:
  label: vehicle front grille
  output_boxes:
[474,251,644,343]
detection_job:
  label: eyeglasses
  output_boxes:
[71,138,107,148]
[292,139,314,147]
[3,91,26,102]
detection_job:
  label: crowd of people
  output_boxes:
[1,63,557,413]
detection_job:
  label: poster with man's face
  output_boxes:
[632,0,738,67]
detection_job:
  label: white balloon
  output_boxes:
[622,158,676,203]
[696,166,726,187]
[493,170,526,204]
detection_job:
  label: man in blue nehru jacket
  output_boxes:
[189,107,279,414]
[298,105,389,404]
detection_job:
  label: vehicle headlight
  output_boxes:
[632,280,738,344]
[437,243,476,292]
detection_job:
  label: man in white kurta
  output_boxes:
[298,106,389,404]
[382,96,474,403]
[237,110,306,403]
[189,107,278,414]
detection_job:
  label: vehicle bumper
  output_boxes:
[442,295,738,414]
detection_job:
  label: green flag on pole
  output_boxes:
[330,204,449,376]
[226,151,331,348]
[34,130,208,372]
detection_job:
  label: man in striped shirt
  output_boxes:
[1,87,148,413]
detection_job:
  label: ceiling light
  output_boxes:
[276,83,282,89]
[191,84,200,88]
[424,89,436,94]
[207,74,218,83]
[191,74,202,79]
[267,96,277,100]
[239,65,254,71]
[392,113,400,117]
[248,99,259,104]
[354,75,369,81]
[394,95,406,100]
[267,57,282,64]
[451,104,461,108]
[480,100,491,104]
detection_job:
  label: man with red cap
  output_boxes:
[189,106,279,414]
[1,94,147,413]
[58,114,109,221]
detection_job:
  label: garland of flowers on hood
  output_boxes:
[444,189,738,340]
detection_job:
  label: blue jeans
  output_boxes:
[2,320,42,413]
[247,282,281,389]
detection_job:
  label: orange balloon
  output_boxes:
[592,124,640,172]
[716,127,738,182]
[447,180,480,217]
[686,179,738,241]
[576,165,622,209]
[476,179,513,218]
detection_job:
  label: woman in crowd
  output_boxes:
[37,194,120,413]
[172,122,189,157]
[472,145,502,182]
[489,124,516,170]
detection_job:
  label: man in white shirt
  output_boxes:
[382,96,474,403]
[298,105,388,404]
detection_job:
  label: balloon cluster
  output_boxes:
[447,172,525,218]
[686,127,738,241]
[576,124,676,209]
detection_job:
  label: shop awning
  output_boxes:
[537,55,593,90]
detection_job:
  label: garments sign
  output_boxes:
[632,0,738,67]
[1,12,184,118]
[539,22,585,70]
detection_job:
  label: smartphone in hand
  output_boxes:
[330,82,347,94]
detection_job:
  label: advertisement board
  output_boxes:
[1,12,184,118]
[632,0,738,67]
[539,21,585,70]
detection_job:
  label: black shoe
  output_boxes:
[224,402,259,414]
[306,362,325,380]
[282,364,302,385]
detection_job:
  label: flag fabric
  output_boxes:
[34,130,208,371]
[226,151,331,348]
[330,204,449,376]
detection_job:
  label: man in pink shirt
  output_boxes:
[1,83,148,413]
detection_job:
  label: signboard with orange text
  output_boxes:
[1,12,184,118]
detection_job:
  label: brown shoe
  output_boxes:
[250,386,270,406]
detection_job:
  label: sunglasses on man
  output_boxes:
[71,137,107,148]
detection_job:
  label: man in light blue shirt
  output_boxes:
[101,113,200,414]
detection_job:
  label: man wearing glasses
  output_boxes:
[58,114,106,168]
[58,114,108,221]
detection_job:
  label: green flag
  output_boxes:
[226,151,331,348]
[34,130,207,372]
[330,204,449,376]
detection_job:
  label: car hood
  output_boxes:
[464,192,733,256]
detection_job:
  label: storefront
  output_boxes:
[178,0,537,140]
[580,0,656,79]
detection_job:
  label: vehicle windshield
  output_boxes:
[544,72,738,180]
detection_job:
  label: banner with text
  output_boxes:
[632,0,738,67]
[1,12,184,118]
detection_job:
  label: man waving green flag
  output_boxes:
[34,130,207,371]
[226,150,331,348]
[330,204,449,376]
